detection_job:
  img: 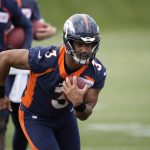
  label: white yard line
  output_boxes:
[82,146,150,150]
[86,123,150,137]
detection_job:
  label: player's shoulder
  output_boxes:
[2,0,17,9]
[22,0,37,6]
[91,57,106,74]
[85,57,106,81]
[3,0,21,15]
[29,45,60,58]
[84,57,106,89]
[29,0,37,3]
[32,0,38,4]
[28,45,60,73]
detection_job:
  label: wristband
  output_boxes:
[0,85,5,98]
[74,102,86,112]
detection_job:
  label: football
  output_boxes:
[6,27,25,49]
[68,76,86,89]
[63,76,86,100]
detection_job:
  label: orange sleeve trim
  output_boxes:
[19,110,38,150]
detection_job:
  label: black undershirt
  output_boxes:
[64,57,79,75]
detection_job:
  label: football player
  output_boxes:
[0,14,106,150]
[0,0,32,149]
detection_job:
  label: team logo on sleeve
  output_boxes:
[38,50,42,59]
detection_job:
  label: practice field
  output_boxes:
[6,30,150,150]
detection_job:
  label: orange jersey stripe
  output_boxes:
[58,46,68,78]
[84,75,95,82]
[22,68,54,108]
[58,45,88,79]
[19,110,38,150]
[70,65,88,77]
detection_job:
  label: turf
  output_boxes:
[5,29,150,150]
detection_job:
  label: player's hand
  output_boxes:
[35,23,57,40]
[62,76,88,106]
[0,96,12,112]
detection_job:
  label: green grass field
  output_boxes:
[6,29,150,150]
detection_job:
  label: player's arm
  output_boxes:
[0,49,29,85]
[62,76,101,121]
[0,49,29,110]
[31,0,57,40]
[76,62,106,121]
[34,22,57,40]
[74,88,100,121]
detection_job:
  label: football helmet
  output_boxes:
[63,14,100,65]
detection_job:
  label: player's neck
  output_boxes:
[65,53,82,70]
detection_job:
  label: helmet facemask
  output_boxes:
[65,38,100,65]
[63,14,100,65]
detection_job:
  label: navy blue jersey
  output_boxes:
[21,45,106,117]
[0,0,32,51]
[17,0,41,21]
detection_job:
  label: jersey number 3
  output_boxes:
[51,86,69,109]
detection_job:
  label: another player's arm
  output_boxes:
[31,0,57,40]
[0,49,29,110]
[0,49,29,85]
[75,88,100,121]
